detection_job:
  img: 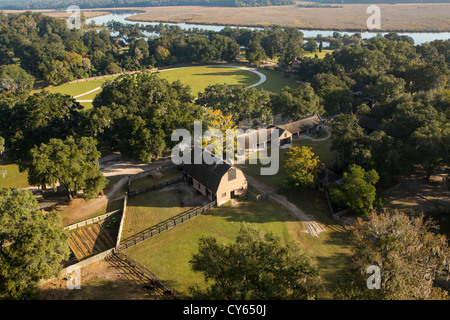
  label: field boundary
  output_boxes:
[115,195,128,252]
[127,163,178,193]
[64,209,121,231]
[128,176,184,198]
[118,200,216,251]
[114,252,179,299]
[72,64,266,102]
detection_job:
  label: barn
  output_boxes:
[181,148,247,206]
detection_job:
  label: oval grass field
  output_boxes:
[36,65,265,109]
[157,65,261,96]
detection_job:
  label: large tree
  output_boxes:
[93,72,202,161]
[189,224,323,300]
[284,146,320,188]
[27,136,106,200]
[197,84,272,125]
[0,64,35,93]
[412,120,450,180]
[330,113,367,170]
[9,91,83,166]
[0,187,69,299]
[270,83,323,121]
[333,211,450,300]
[329,164,379,215]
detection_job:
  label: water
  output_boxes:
[86,12,450,45]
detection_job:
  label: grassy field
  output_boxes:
[241,137,336,190]
[0,163,30,189]
[122,182,210,240]
[157,65,260,96]
[125,3,450,32]
[256,68,300,93]
[35,78,116,97]
[123,195,352,298]
[32,65,273,109]
[129,168,182,192]
[304,49,334,60]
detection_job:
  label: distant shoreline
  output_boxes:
[2,4,450,33]
[124,16,450,34]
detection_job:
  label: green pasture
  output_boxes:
[0,164,30,189]
[241,137,336,190]
[123,194,352,298]
[157,65,260,96]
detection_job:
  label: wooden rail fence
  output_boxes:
[118,201,216,251]
[128,176,183,198]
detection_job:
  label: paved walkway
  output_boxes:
[74,64,267,102]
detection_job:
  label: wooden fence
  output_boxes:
[115,195,128,252]
[64,209,122,231]
[118,201,216,251]
[128,176,183,198]
[115,252,179,299]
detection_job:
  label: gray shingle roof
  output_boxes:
[269,115,322,135]
[182,148,231,193]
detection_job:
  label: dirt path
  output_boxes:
[244,174,325,237]
[100,157,172,177]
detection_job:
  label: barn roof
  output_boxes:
[182,148,232,194]
[269,115,323,135]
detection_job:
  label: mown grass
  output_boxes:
[303,49,334,59]
[123,195,352,298]
[241,137,336,190]
[123,198,303,296]
[129,168,182,192]
[122,183,209,240]
[158,65,260,96]
[256,68,301,93]
[0,163,30,189]
[39,77,117,98]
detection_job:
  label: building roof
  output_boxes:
[182,148,232,194]
[270,115,323,135]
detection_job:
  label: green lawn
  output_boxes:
[256,68,301,93]
[129,168,182,193]
[0,164,30,189]
[241,137,336,190]
[122,182,210,241]
[123,195,352,298]
[39,77,117,98]
[157,65,260,96]
[303,49,334,60]
[32,64,268,109]
[123,198,303,296]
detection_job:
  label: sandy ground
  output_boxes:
[384,167,449,215]
[40,255,170,300]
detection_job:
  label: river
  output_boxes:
[86,12,450,46]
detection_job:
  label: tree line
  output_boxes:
[0,0,295,10]
[0,12,242,85]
